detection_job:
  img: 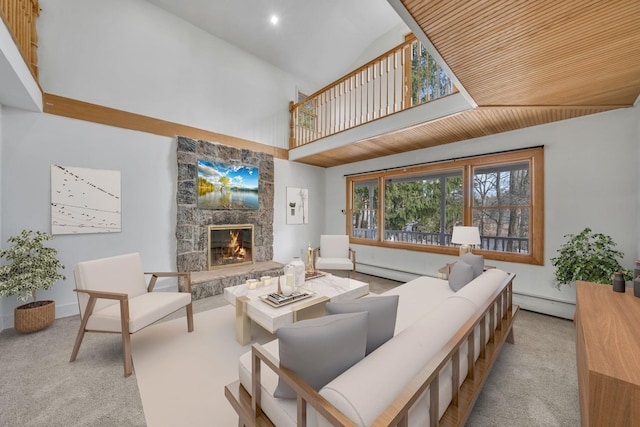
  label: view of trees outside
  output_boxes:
[297,91,316,132]
[383,172,463,245]
[352,180,378,240]
[410,42,453,106]
[350,164,531,254]
[472,162,530,253]
[348,151,540,259]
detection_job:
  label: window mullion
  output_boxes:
[378,176,384,243]
[463,164,473,226]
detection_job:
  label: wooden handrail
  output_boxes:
[0,0,40,80]
[289,34,457,149]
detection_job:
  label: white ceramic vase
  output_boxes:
[289,257,305,288]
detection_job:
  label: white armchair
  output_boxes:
[69,253,194,377]
[313,235,356,274]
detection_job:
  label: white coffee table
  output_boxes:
[224,273,369,344]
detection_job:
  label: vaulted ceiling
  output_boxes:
[144,0,406,90]
[294,0,640,167]
[147,1,640,168]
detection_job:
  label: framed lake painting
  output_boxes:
[197,160,259,209]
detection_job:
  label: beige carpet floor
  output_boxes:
[131,305,274,426]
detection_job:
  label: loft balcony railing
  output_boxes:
[0,0,40,80]
[289,34,457,149]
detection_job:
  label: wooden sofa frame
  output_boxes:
[226,273,518,427]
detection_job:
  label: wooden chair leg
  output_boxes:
[122,331,133,377]
[70,297,97,362]
[186,303,194,332]
[69,326,87,362]
[119,298,133,377]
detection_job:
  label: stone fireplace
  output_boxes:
[176,136,282,299]
[208,224,254,270]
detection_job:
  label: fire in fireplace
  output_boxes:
[208,224,254,270]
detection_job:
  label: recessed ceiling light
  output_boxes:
[270,15,279,25]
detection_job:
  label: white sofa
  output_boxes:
[227,268,518,427]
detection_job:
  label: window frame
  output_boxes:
[346,147,544,265]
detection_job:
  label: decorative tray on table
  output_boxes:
[259,290,314,307]
[305,271,326,280]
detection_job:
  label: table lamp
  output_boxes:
[451,226,481,256]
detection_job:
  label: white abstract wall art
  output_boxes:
[51,165,122,234]
[286,187,308,225]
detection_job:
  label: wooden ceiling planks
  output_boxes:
[295,1,640,167]
[403,0,640,106]
[297,106,618,168]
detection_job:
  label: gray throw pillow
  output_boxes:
[326,295,399,355]
[449,260,474,292]
[274,312,368,399]
[462,252,484,278]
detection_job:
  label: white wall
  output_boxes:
[38,0,301,149]
[349,22,410,72]
[0,109,324,328]
[273,159,326,263]
[1,109,177,325]
[0,0,326,330]
[0,105,3,331]
[325,108,639,317]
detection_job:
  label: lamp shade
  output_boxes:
[451,226,481,245]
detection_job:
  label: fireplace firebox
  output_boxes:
[208,224,254,270]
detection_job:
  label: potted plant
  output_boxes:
[0,230,65,333]
[551,227,630,289]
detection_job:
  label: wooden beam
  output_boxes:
[42,93,288,160]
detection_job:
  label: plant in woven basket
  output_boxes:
[0,230,65,332]
[551,227,630,289]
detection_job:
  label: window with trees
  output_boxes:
[346,147,544,265]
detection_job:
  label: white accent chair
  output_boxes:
[313,235,356,275]
[69,253,194,377]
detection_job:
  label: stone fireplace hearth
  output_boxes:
[176,136,282,299]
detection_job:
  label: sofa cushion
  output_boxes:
[318,296,478,427]
[274,312,368,399]
[238,339,300,427]
[380,276,454,333]
[448,260,474,292]
[461,253,484,278]
[326,295,399,355]
[453,268,508,308]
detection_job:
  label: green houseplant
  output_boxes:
[0,230,65,333]
[551,227,630,289]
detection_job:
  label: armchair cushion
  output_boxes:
[315,257,354,270]
[85,292,192,333]
[74,253,149,316]
[326,295,399,355]
[320,235,350,259]
[274,312,368,399]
